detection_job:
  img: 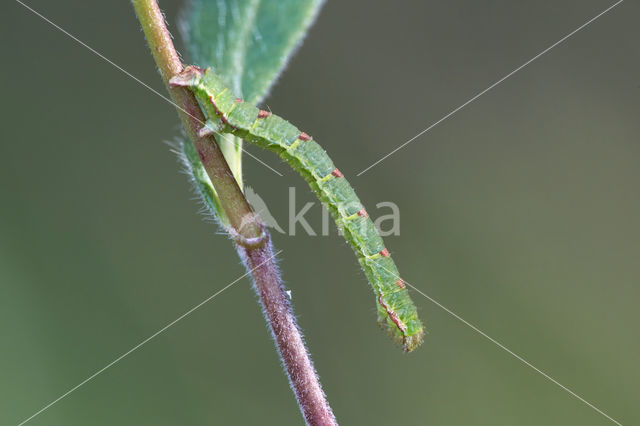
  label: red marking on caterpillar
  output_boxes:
[299,132,311,141]
[357,209,368,218]
[235,98,243,103]
[379,248,390,257]
[395,279,406,289]
[331,169,343,178]
[378,293,408,333]
[257,110,271,118]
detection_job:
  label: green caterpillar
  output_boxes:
[171,66,424,351]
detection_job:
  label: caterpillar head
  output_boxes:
[169,65,205,88]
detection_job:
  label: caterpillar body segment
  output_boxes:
[171,66,424,351]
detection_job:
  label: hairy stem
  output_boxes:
[131,1,337,424]
[239,241,337,425]
[131,0,257,238]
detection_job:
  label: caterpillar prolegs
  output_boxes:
[171,66,424,351]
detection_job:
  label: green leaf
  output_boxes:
[180,0,325,104]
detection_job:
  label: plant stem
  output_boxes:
[238,242,337,425]
[131,1,337,424]
[132,0,257,239]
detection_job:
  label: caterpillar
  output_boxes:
[170,66,424,352]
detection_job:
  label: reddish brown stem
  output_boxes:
[131,1,337,424]
[239,240,337,425]
[132,0,259,238]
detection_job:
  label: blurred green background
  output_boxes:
[1,1,638,425]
